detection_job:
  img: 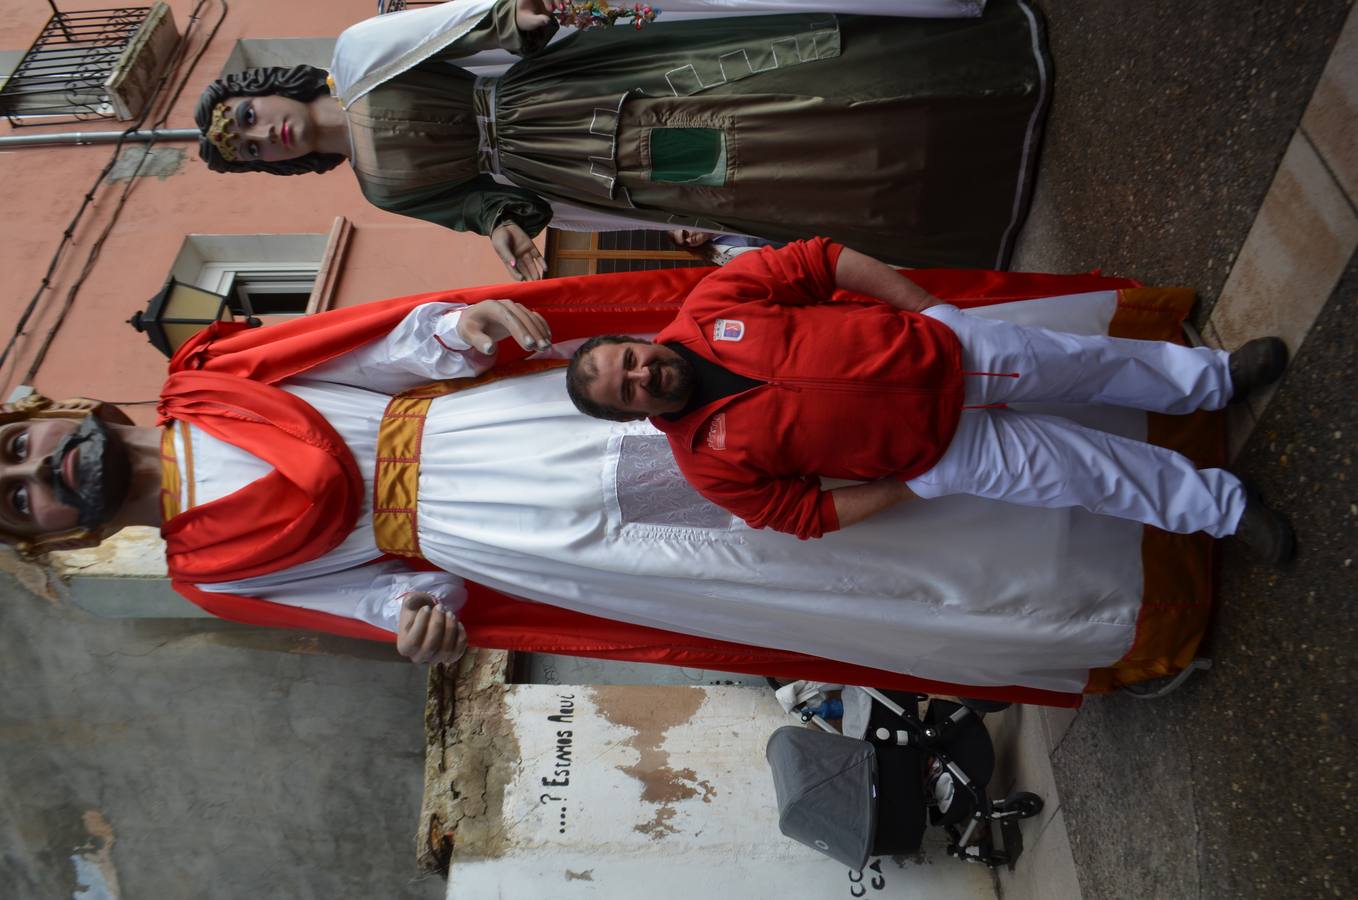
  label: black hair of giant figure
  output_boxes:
[194,64,346,176]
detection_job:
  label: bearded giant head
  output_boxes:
[0,393,135,557]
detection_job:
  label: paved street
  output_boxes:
[1050,262,1356,900]
[1006,3,1356,899]
[1016,1,1351,317]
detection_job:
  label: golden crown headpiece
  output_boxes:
[206,101,239,163]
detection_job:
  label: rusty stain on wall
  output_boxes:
[590,686,715,840]
[633,805,680,839]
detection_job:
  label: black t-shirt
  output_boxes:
[662,342,764,421]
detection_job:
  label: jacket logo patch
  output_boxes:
[705,413,727,451]
[713,319,745,342]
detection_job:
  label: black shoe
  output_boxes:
[1229,337,1288,402]
[1232,486,1295,564]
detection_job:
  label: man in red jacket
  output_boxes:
[567,238,1294,562]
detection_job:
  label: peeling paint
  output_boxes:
[0,548,65,602]
[49,527,167,578]
[108,146,185,182]
[589,686,713,840]
[442,686,998,897]
[71,810,121,900]
[417,650,518,871]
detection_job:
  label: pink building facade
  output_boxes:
[0,0,514,424]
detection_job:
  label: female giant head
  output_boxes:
[195,64,346,176]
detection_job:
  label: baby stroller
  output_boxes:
[766,684,1043,871]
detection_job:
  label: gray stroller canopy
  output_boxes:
[766,725,878,870]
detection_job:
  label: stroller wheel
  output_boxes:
[996,791,1043,819]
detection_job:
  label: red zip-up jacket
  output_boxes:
[650,238,964,539]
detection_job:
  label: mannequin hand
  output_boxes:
[489,222,547,281]
[516,0,553,32]
[456,299,552,354]
[396,592,469,666]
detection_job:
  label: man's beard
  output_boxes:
[47,414,133,531]
[649,353,697,406]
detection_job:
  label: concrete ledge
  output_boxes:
[1205,56,1358,432]
[989,703,1083,900]
[104,2,180,121]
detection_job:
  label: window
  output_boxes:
[546,229,708,277]
[169,219,352,322]
[199,262,318,318]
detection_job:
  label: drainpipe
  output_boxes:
[0,128,199,148]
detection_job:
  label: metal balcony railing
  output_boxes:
[377,1,442,14]
[0,3,152,126]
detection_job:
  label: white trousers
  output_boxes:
[907,304,1246,537]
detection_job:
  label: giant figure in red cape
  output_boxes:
[0,265,1221,708]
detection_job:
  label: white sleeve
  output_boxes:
[299,303,497,394]
[653,1,984,20]
[331,0,500,105]
[196,560,467,635]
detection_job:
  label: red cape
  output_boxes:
[163,265,1137,707]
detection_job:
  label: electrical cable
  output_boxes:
[20,0,230,384]
[0,0,228,390]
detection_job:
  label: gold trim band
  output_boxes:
[372,358,569,559]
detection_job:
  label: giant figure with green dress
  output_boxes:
[195,0,1052,280]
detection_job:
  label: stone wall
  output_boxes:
[0,570,442,900]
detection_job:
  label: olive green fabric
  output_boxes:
[347,0,554,236]
[348,64,552,237]
[344,0,1051,267]
[491,13,840,207]
[611,5,1051,268]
